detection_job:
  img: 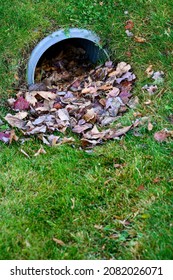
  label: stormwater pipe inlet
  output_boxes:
[27,28,109,86]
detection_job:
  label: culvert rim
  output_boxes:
[27,28,109,86]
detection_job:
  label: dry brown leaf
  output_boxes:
[26,125,47,135]
[114,163,126,169]
[125,20,134,30]
[81,138,101,148]
[32,115,47,125]
[148,122,153,131]
[128,96,139,109]
[98,85,113,91]
[83,108,96,123]
[72,123,92,134]
[38,135,51,146]
[52,237,65,246]
[53,103,63,109]
[57,108,70,121]
[94,224,103,230]
[59,137,75,145]
[133,112,142,118]
[133,117,149,128]
[145,65,154,77]
[108,125,132,138]
[47,135,60,146]
[109,62,131,77]
[144,99,152,105]
[81,87,97,94]
[44,99,55,110]
[34,146,47,156]
[35,106,50,112]
[6,58,137,149]
[99,98,106,106]
[108,87,120,97]
[7,98,16,107]
[101,116,118,127]
[14,111,28,120]
[153,177,162,183]
[34,91,56,100]
[20,148,30,158]
[4,114,26,129]
[137,185,145,191]
[14,73,19,81]
[71,198,75,209]
[154,130,171,142]
[134,36,146,43]
[81,88,90,94]
[0,132,10,143]
[25,92,38,106]
[83,125,106,140]
[9,130,19,144]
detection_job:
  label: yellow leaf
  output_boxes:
[141,213,150,219]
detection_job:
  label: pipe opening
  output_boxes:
[27,28,109,86]
[34,38,106,87]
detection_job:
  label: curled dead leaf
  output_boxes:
[59,137,75,145]
[144,99,152,105]
[114,163,126,169]
[94,224,103,230]
[125,20,134,30]
[20,148,30,158]
[7,98,16,107]
[57,108,70,121]
[25,92,38,106]
[35,91,56,100]
[83,108,96,123]
[153,177,162,183]
[53,102,63,109]
[4,114,26,129]
[72,123,92,134]
[148,122,153,131]
[134,36,146,43]
[137,185,145,191]
[98,84,113,91]
[133,112,142,118]
[52,237,65,246]
[145,65,154,77]
[107,125,132,139]
[154,130,172,142]
[9,130,19,144]
[81,87,97,94]
[26,125,47,135]
[14,111,28,120]
[109,62,131,77]
[34,146,47,156]
[81,138,101,148]
[48,135,60,146]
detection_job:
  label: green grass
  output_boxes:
[0,0,173,260]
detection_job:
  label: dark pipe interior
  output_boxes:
[36,38,104,68]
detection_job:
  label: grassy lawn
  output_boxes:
[0,0,172,260]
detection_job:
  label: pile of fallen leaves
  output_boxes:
[0,46,171,148]
[0,57,139,147]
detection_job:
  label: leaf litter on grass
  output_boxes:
[1,45,170,148]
